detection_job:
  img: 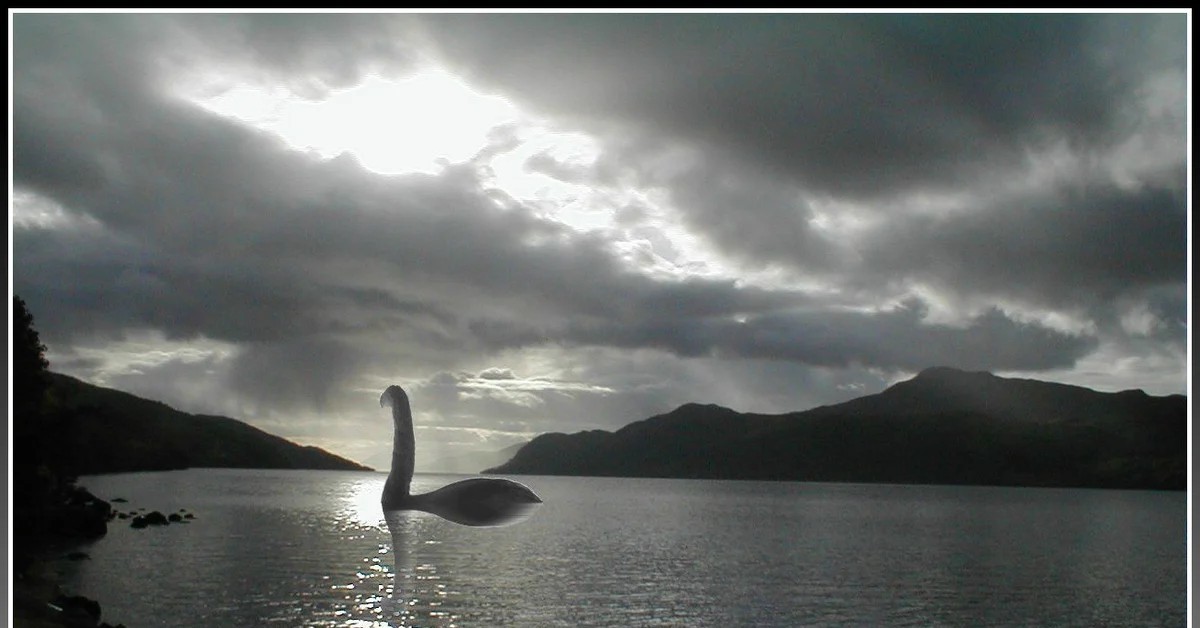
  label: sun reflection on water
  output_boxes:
[303,474,536,625]
[323,541,396,627]
[334,474,388,530]
[319,483,469,626]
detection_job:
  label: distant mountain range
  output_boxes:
[46,372,371,474]
[486,367,1185,490]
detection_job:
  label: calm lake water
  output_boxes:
[56,469,1184,627]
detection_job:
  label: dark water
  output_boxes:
[60,470,1185,627]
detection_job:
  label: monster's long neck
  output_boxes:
[386,397,415,502]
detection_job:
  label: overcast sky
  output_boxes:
[10,12,1189,471]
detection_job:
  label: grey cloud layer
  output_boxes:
[12,14,1185,425]
[422,13,1186,348]
[420,14,1183,196]
[860,187,1187,308]
[425,14,1186,285]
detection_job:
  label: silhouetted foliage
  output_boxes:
[12,297,114,581]
[13,295,64,508]
[13,295,50,417]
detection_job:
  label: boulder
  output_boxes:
[142,511,169,526]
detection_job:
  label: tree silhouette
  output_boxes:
[14,295,50,417]
[12,295,64,510]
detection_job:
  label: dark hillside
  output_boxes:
[46,372,371,475]
[487,368,1184,490]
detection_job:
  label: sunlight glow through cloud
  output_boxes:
[195,68,631,238]
[197,70,520,176]
[192,64,750,289]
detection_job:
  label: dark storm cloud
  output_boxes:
[859,186,1187,310]
[419,13,1181,197]
[13,13,417,103]
[419,13,1186,324]
[559,299,1095,372]
[643,152,845,273]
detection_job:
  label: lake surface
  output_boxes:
[57,470,1184,627]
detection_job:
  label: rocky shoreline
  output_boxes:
[13,561,122,628]
[13,484,121,627]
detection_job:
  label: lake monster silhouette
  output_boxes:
[379,385,541,623]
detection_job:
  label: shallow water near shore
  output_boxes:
[64,469,1184,627]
